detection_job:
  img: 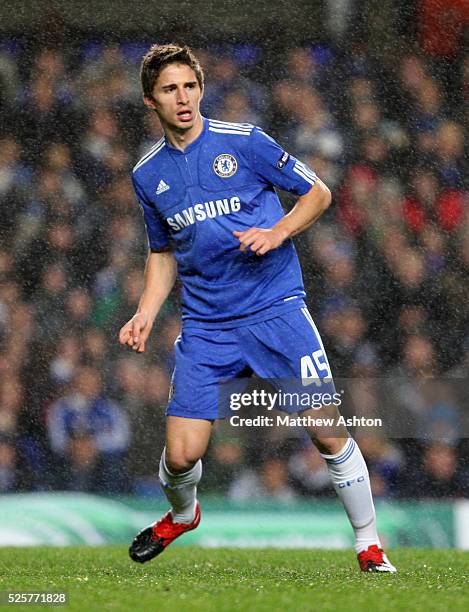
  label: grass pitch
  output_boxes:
[0,547,468,611]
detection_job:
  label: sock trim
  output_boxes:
[321,438,356,464]
[162,448,177,477]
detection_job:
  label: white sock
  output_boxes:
[158,448,202,524]
[320,438,381,554]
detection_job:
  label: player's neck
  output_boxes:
[163,113,204,151]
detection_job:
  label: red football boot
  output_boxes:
[129,503,201,563]
[357,544,397,573]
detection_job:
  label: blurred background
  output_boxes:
[0,0,468,547]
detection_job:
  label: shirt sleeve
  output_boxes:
[250,127,317,196]
[132,174,170,251]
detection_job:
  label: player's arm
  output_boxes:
[233,127,332,255]
[234,179,331,256]
[118,249,177,353]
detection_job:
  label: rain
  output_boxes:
[0,0,467,556]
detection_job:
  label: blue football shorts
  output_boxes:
[166,306,337,420]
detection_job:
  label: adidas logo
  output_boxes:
[156,179,170,195]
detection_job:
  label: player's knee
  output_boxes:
[165,449,200,474]
[314,437,348,456]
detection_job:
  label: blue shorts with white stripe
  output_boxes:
[166,307,336,420]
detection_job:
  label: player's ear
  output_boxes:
[143,95,157,111]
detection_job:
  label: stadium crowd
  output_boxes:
[0,31,468,500]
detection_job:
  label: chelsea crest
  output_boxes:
[213,154,238,178]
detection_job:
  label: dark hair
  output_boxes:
[140,43,204,99]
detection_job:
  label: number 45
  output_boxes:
[301,350,332,387]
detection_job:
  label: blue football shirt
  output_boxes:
[132,117,318,328]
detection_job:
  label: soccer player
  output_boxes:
[119,44,396,573]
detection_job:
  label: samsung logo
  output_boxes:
[166,196,241,231]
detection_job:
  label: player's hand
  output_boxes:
[118,312,151,353]
[233,227,287,256]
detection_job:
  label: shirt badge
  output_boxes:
[277,151,290,169]
[213,154,238,178]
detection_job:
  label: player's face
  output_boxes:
[145,63,203,132]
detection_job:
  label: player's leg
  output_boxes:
[129,416,212,564]
[160,415,213,522]
[302,408,390,561]
[297,312,396,572]
[130,326,246,563]
[293,306,395,571]
[296,310,395,572]
[240,307,396,572]
[311,424,395,571]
